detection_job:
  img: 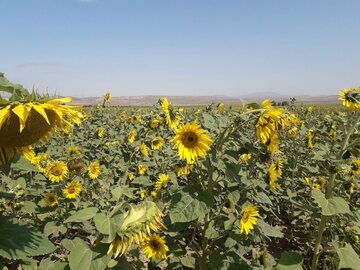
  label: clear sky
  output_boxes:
[0,0,359,97]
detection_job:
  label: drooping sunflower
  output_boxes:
[275,157,283,176]
[307,129,314,149]
[255,100,284,144]
[154,174,169,192]
[160,97,180,129]
[104,91,112,103]
[88,161,100,179]
[46,160,68,182]
[97,127,104,138]
[266,133,279,154]
[0,74,82,164]
[267,163,277,192]
[63,180,82,199]
[107,201,166,258]
[141,234,169,260]
[151,137,164,150]
[128,130,137,143]
[44,192,58,207]
[239,204,260,235]
[287,127,298,138]
[139,143,149,157]
[171,121,212,164]
[339,87,360,111]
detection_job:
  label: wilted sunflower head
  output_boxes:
[339,88,360,111]
[107,201,166,258]
[67,158,84,174]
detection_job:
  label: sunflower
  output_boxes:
[129,115,141,123]
[68,146,81,156]
[145,129,154,137]
[275,157,283,176]
[127,173,135,181]
[255,100,284,144]
[138,164,147,175]
[139,143,149,157]
[63,180,82,199]
[151,137,164,150]
[217,103,224,110]
[104,91,112,103]
[97,127,104,138]
[339,88,360,110]
[266,133,279,154]
[0,83,82,149]
[150,117,161,129]
[312,183,321,190]
[154,174,169,192]
[305,177,310,185]
[171,121,212,164]
[107,201,166,258]
[239,153,252,163]
[352,159,360,175]
[88,161,100,179]
[16,146,36,164]
[175,163,193,176]
[142,234,169,260]
[160,97,180,129]
[307,129,314,149]
[119,111,126,122]
[46,160,68,182]
[267,163,277,192]
[287,127,298,138]
[128,130,137,143]
[140,189,148,199]
[67,158,84,173]
[35,153,48,173]
[239,204,260,235]
[44,192,58,207]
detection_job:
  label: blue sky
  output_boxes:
[0,0,359,97]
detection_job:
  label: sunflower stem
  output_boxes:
[311,111,359,270]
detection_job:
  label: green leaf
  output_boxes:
[111,186,135,200]
[61,237,87,252]
[11,157,36,171]
[68,243,110,270]
[180,255,196,269]
[64,207,98,223]
[257,220,283,238]
[312,190,350,216]
[43,221,67,237]
[336,243,360,269]
[169,186,214,223]
[0,216,56,260]
[93,212,120,242]
[274,251,303,270]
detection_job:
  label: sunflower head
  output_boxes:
[107,201,166,258]
[67,158,84,174]
[46,160,68,182]
[104,91,112,103]
[339,88,360,110]
[151,137,164,150]
[128,130,137,143]
[129,115,141,123]
[239,204,260,235]
[141,234,169,260]
[266,163,277,192]
[88,161,100,179]
[139,143,149,157]
[44,192,58,207]
[171,121,212,164]
[63,180,82,199]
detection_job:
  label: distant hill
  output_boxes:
[70,93,339,106]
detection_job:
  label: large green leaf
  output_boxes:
[336,243,360,269]
[68,243,110,270]
[0,216,56,260]
[274,251,303,270]
[169,186,214,223]
[312,190,349,216]
[257,220,283,238]
[93,212,121,243]
[64,207,98,223]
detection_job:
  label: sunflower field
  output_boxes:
[0,74,360,270]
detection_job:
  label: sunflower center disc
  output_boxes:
[182,132,198,148]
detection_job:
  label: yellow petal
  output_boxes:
[47,97,72,104]
[0,105,11,129]
[12,104,30,132]
[32,104,50,125]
